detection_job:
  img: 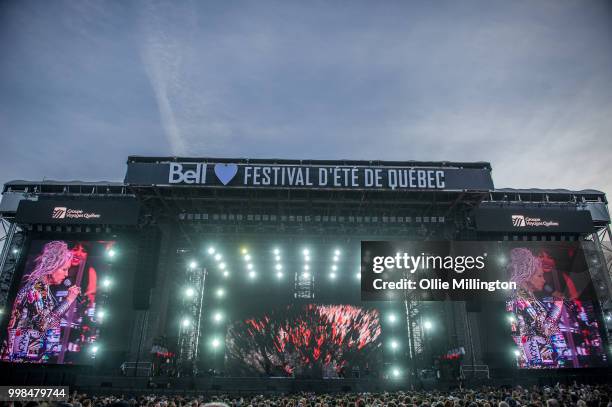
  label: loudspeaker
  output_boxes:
[132,227,161,310]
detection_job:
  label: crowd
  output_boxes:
[7,383,612,407]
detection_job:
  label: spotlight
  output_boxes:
[507,314,516,323]
[273,248,280,255]
[249,271,257,279]
[216,288,225,298]
[107,249,116,258]
[305,256,311,262]
[211,338,221,348]
[330,272,336,280]
[391,367,400,378]
[423,320,433,330]
[97,310,106,320]
[513,349,521,357]
[207,247,216,255]
[275,255,281,262]
[356,272,361,280]
[214,254,222,261]
[332,265,338,271]
[219,262,226,270]
[303,249,310,256]
[102,277,112,288]
[11,248,19,255]
[244,254,251,261]
[189,260,198,269]
[388,314,397,324]
[182,318,191,327]
[247,263,254,270]
[302,272,310,279]
[213,312,223,322]
[275,264,282,270]
[304,264,310,270]
[91,345,99,354]
[334,249,341,256]
[390,340,399,350]
[241,248,248,255]
[333,256,339,262]
[185,287,195,297]
[223,271,230,278]
[276,272,283,279]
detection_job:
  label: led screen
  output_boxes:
[1,240,114,364]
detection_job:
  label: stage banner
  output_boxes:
[124,161,494,191]
[15,199,140,225]
[474,207,593,233]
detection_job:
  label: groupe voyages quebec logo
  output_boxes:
[511,214,559,228]
[52,206,101,220]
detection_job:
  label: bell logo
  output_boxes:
[52,207,67,219]
[511,215,526,227]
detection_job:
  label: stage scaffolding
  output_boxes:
[177,263,207,376]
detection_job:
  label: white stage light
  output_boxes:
[182,318,191,327]
[388,314,397,323]
[423,320,433,330]
[332,265,338,271]
[244,254,251,261]
[189,260,198,269]
[275,264,282,270]
[330,272,336,280]
[185,287,195,297]
[207,247,215,255]
[212,338,221,348]
[249,271,257,279]
[214,254,222,261]
[213,312,223,322]
[302,272,310,279]
[219,262,226,270]
[276,272,283,279]
[390,340,399,350]
[303,249,310,256]
[304,264,310,270]
[216,288,225,298]
[102,278,112,288]
[273,248,280,255]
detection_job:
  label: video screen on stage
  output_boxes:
[1,239,114,364]
[225,304,382,377]
[504,242,607,369]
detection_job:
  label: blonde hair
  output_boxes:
[26,240,73,284]
[507,247,541,286]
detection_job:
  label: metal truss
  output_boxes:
[177,264,207,376]
[0,216,24,310]
[294,271,315,299]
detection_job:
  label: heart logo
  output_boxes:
[214,163,238,185]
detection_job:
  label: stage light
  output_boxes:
[216,288,225,298]
[185,287,195,297]
[304,264,310,270]
[91,345,99,354]
[213,312,223,323]
[276,272,283,279]
[223,271,230,278]
[507,314,516,323]
[211,338,221,348]
[247,263,254,270]
[388,314,397,324]
[498,256,506,265]
[275,255,281,262]
[356,272,361,280]
[423,320,433,330]
[182,318,191,327]
[513,349,520,357]
[305,256,311,262]
[390,339,399,350]
[249,271,257,279]
[334,249,341,256]
[303,249,310,256]
[302,272,310,279]
[275,264,282,270]
[97,310,106,320]
[241,248,248,255]
[606,314,611,322]
[214,254,222,261]
[12,248,19,255]
[273,248,280,255]
[102,277,112,288]
[189,260,198,269]
[332,265,338,271]
[244,254,251,261]
[391,367,401,378]
[330,272,336,280]
[333,256,339,262]
[219,262,226,270]
[107,249,116,258]
[207,247,216,255]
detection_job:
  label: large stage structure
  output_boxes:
[0,156,611,391]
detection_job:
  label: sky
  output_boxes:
[0,0,611,197]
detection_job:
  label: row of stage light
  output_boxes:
[188,245,363,282]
